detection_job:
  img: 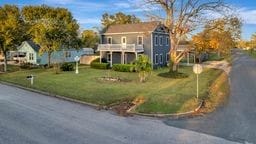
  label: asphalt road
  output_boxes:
[165,49,256,144]
[0,85,238,143]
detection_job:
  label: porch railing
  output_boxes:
[97,44,144,52]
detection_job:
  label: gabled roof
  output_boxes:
[25,40,40,52]
[104,21,161,34]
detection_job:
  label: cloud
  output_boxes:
[238,8,256,25]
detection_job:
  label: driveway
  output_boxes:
[0,84,238,144]
[165,49,256,144]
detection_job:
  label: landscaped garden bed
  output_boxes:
[0,65,225,114]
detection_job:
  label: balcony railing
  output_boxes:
[97,44,144,52]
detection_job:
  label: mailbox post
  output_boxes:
[26,75,34,85]
[74,56,80,74]
[193,64,203,99]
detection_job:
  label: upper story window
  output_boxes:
[137,36,143,45]
[166,37,169,46]
[29,53,34,60]
[154,35,158,46]
[107,37,112,44]
[121,37,126,45]
[159,36,163,46]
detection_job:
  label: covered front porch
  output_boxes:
[97,44,144,67]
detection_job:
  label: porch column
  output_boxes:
[121,52,124,64]
[99,51,102,63]
[135,52,138,60]
[110,51,113,67]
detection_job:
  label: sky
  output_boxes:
[0,0,255,40]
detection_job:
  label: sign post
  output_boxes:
[193,64,203,99]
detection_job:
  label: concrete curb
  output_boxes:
[0,81,99,108]
[127,100,204,118]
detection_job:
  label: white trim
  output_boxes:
[159,36,163,46]
[107,37,112,44]
[103,32,146,35]
[154,35,158,46]
[166,37,169,46]
[155,54,159,64]
[137,36,143,45]
[121,36,127,45]
[160,53,163,64]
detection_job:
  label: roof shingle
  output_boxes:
[104,21,161,34]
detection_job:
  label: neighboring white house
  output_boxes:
[17,41,91,65]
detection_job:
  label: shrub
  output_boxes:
[91,62,110,69]
[112,64,135,72]
[60,63,74,71]
[134,55,152,82]
[20,62,38,69]
[91,58,108,63]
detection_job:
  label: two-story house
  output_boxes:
[97,21,170,68]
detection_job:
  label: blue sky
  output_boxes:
[0,0,255,40]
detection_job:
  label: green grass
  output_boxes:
[0,66,222,114]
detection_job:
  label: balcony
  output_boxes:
[97,44,144,52]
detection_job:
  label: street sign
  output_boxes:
[193,64,203,74]
[193,64,203,99]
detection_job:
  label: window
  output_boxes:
[29,53,34,60]
[166,53,170,62]
[137,36,143,45]
[107,37,112,44]
[121,37,126,45]
[154,35,158,46]
[159,36,163,46]
[107,53,111,62]
[155,54,159,64]
[166,37,169,46]
[160,54,163,64]
[65,51,71,58]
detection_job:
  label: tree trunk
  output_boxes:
[47,52,52,68]
[169,38,179,73]
[3,51,7,72]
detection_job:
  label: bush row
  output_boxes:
[90,62,110,69]
[112,64,135,72]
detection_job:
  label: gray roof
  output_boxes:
[104,21,161,34]
[25,40,40,52]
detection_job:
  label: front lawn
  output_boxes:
[0,66,222,114]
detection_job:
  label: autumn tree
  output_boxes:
[250,33,256,49]
[143,0,232,72]
[101,12,141,31]
[0,5,25,72]
[81,30,99,49]
[192,17,241,57]
[22,5,80,67]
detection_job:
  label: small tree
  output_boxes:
[134,55,152,83]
